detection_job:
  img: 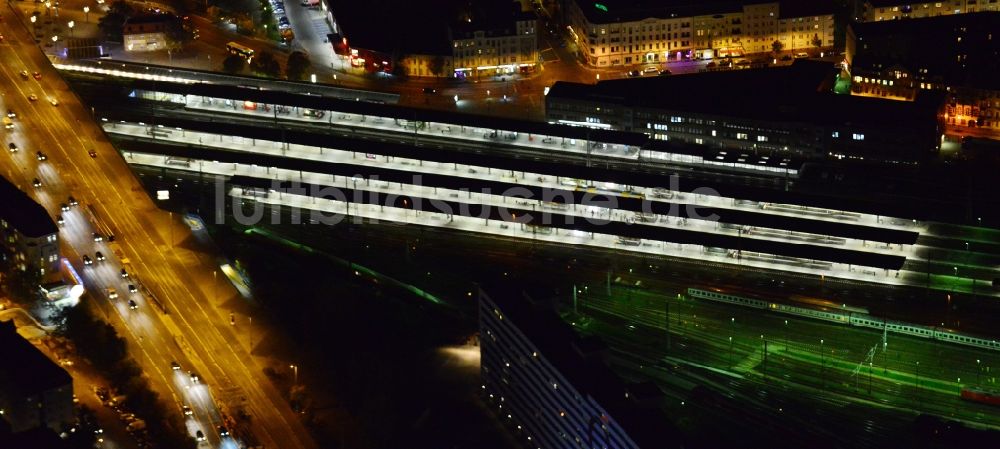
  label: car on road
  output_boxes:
[56,214,64,225]
[626,70,641,77]
[68,196,78,206]
[422,87,437,94]
[7,142,17,153]
[49,98,59,106]
[32,71,42,80]
[83,255,93,265]
[642,66,658,74]
[794,52,809,59]
[128,299,137,310]
[88,149,97,158]
[120,268,129,278]
[36,151,47,161]
[189,372,200,383]
[96,251,105,261]
[32,178,42,188]
[93,232,103,242]
[195,430,205,441]
[28,94,38,101]
[5,110,14,118]
[171,361,181,371]
[780,54,793,61]
[128,284,137,293]
[106,288,118,300]
[19,70,29,79]
[218,426,229,437]
[182,405,193,416]
[60,203,70,212]
[659,69,672,76]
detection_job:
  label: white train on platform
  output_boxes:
[686,287,1000,352]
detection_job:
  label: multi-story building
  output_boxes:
[545,60,943,164]
[848,12,1000,132]
[564,1,834,67]
[861,0,1000,21]
[329,0,537,77]
[122,15,173,52]
[451,9,539,78]
[480,288,682,449]
[0,175,59,276]
[0,321,74,434]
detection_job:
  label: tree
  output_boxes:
[286,51,311,80]
[97,0,136,43]
[427,55,447,77]
[222,53,248,74]
[811,34,823,49]
[251,51,282,78]
[165,16,195,49]
[771,40,784,55]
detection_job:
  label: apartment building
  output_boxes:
[564,0,834,67]
[0,175,59,276]
[862,0,1000,21]
[848,12,1000,132]
[452,10,539,78]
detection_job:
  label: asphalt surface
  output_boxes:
[0,6,316,449]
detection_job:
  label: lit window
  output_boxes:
[711,130,717,137]
[831,131,839,138]
[695,138,704,144]
[852,133,865,141]
[736,133,748,140]
[757,135,767,142]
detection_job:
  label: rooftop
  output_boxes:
[0,175,57,239]
[850,12,1000,91]
[572,0,836,24]
[0,321,72,396]
[480,286,685,449]
[547,59,943,130]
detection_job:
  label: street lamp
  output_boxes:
[290,364,298,384]
[784,319,788,350]
[820,339,825,388]
[83,6,90,23]
[68,20,74,38]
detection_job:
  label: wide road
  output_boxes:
[0,7,315,449]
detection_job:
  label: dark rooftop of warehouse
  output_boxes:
[850,12,1000,91]
[0,174,57,238]
[573,0,836,23]
[547,59,943,129]
[331,0,533,55]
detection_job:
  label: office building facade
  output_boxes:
[480,289,680,449]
